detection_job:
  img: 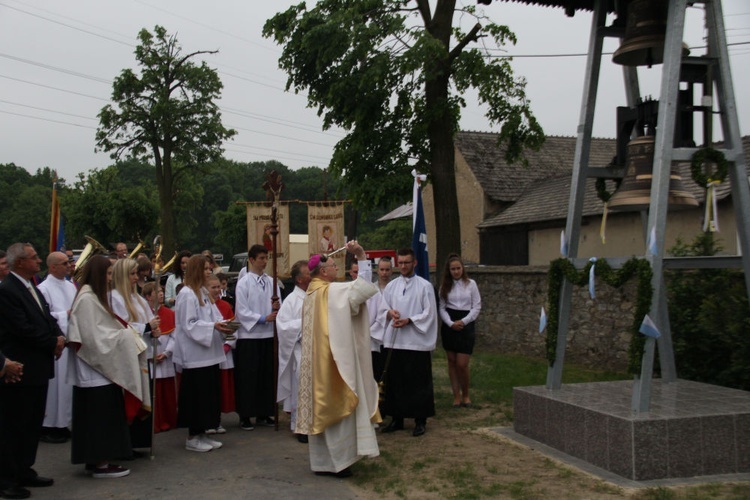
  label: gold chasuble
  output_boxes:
[297,277,380,436]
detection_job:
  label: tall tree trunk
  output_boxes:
[427,0,461,276]
[427,80,461,275]
[156,153,177,257]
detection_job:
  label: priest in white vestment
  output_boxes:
[296,241,381,477]
[38,252,77,441]
[276,260,311,441]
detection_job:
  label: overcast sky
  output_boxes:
[1,0,748,184]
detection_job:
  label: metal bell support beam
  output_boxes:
[548,0,750,416]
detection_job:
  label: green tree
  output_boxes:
[214,203,247,257]
[358,218,412,251]
[96,25,236,256]
[0,164,58,253]
[668,233,750,389]
[264,0,543,267]
[63,163,160,249]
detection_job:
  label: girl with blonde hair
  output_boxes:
[110,258,161,452]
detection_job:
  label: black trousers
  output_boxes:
[381,349,435,420]
[0,383,48,487]
[234,338,275,418]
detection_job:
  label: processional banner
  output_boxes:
[307,202,346,280]
[246,203,291,277]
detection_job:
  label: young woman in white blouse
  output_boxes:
[438,254,481,408]
[174,255,233,452]
[67,256,152,478]
[164,250,191,308]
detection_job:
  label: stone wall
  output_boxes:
[461,266,637,372]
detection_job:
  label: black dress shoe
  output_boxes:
[381,419,404,433]
[20,475,53,487]
[40,433,68,444]
[0,486,31,499]
[296,434,308,443]
[315,467,353,478]
[412,424,426,437]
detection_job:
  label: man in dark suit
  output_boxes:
[0,350,23,382]
[0,243,65,499]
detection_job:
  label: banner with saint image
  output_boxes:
[307,202,345,280]
[246,203,291,277]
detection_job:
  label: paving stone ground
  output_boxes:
[29,414,360,500]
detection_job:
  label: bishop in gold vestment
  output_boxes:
[296,242,381,475]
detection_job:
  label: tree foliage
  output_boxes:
[358,218,412,251]
[4,157,394,263]
[62,160,160,249]
[264,0,544,267]
[667,233,750,390]
[96,25,236,255]
[0,164,56,253]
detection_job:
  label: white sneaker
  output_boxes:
[215,425,227,434]
[200,434,223,449]
[185,436,212,452]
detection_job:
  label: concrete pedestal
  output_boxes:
[513,379,750,480]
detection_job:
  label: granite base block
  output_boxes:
[513,379,750,481]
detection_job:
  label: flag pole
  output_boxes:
[411,169,429,281]
[49,171,60,254]
[149,235,162,460]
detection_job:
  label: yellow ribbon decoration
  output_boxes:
[703,180,721,233]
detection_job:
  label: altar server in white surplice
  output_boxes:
[234,244,281,430]
[296,241,381,478]
[366,256,393,383]
[377,248,437,438]
[38,251,77,442]
[276,260,311,442]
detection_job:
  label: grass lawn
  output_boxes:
[350,349,750,499]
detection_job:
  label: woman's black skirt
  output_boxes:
[71,384,132,465]
[177,364,221,432]
[440,308,476,355]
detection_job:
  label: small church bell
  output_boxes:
[612,0,689,67]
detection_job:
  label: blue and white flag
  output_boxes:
[539,307,547,334]
[588,257,597,299]
[639,314,661,338]
[411,169,430,281]
[560,230,568,257]
[647,227,658,256]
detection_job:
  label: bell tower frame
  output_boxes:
[547,0,750,414]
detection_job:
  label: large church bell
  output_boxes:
[607,99,699,212]
[612,0,690,68]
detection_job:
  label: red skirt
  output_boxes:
[220,368,236,414]
[153,377,178,433]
